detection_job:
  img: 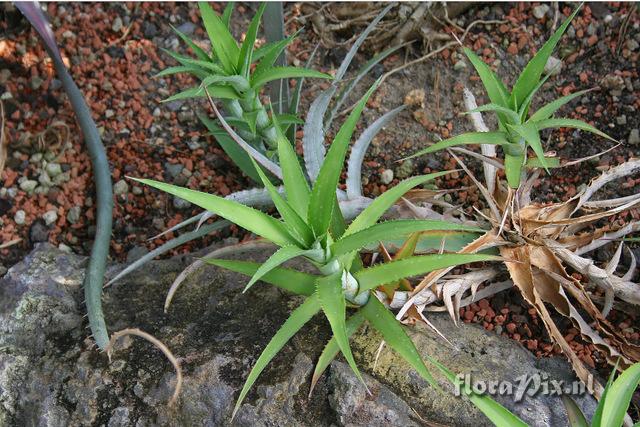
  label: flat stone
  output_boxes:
[628,129,640,145]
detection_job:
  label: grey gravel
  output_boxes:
[113,180,129,196]
[380,169,394,185]
[66,206,82,224]
[43,210,58,226]
[628,129,640,146]
[13,210,26,225]
[19,180,38,193]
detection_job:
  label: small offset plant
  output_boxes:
[408,5,613,188]
[133,78,528,424]
[158,2,330,176]
[561,362,640,427]
[390,6,640,422]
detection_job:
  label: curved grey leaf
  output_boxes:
[302,87,335,181]
[346,106,405,199]
[334,3,393,81]
[105,220,230,287]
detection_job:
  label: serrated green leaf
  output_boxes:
[274,113,304,126]
[161,85,240,102]
[406,132,510,160]
[504,153,525,188]
[231,295,321,419]
[200,75,250,93]
[560,395,589,427]
[254,29,301,75]
[425,357,528,426]
[332,220,483,257]
[345,172,451,237]
[237,3,265,78]
[251,159,313,246]
[310,311,365,395]
[517,70,554,121]
[205,258,317,296]
[199,114,261,183]
[316,275,366,388]
[170,24,210,61]
[600,362,640,427]
[161,48,224,75]
[155,65,201,79]
[510,5,581,108]
[361,296,437,387]
[355,253,500,293]
[463,47,510,122]
[528,90,590,122]
[222,2,234,28]
[535,118,616,141]
[508,122,548,171]
[243,110,260,134]
[308,81,379,237]
[272,113,310,217]
[467,103,521,125]
[132,177,297,246]
[199,1,239,73]
[252,66,332,90]
[244,245,313,292]
[525,156,560,169]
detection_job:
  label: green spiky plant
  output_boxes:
[158,2,331,173]
[407,4,613,188]
[109,4,405,287]
[561,362,640,427]
[132,80,527,425]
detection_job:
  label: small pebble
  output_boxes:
[628,129,640,146]
[544,56,562,76]
[532,4,549,19]
[19,180,38,193]
[14,210,26,225]
[173,196,191,210]
[113,179,129,195]
[67,206,82,224]
[43,210,58,226]
[380,169,394,185]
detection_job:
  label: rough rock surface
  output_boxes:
[0,244,597,426]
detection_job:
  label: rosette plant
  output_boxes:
[132,80,526,425]
[158,2,331,170]
[407,5,613,188]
